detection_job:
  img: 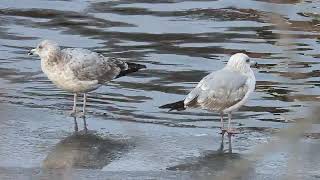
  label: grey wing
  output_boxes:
[184,69,249,111]
[62,48,127,83]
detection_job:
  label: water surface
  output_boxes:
[0,0,320,178]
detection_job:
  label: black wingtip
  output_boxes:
[128,62,146,69]
[159,100,185,111]
[139,64,147,69]
[116,62,146,78]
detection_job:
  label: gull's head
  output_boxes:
[28,40,61,59]
[226,53,257,73]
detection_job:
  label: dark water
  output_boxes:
[0,0,320,179]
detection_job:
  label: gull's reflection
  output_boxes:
[73,116,87,133]
[220,131,233,154]
[167,135,241,172]
[73,116,78,132]
[42,131,130,169]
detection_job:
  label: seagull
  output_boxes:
[28,40,146,121]
[160,53,257,135]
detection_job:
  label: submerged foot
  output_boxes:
[68,110,77,117]
[67,111,86,118]
[78,112,86,118]
[220,127,227,135]
[227,128,239,135]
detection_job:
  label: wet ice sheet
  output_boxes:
[0,104,320,179]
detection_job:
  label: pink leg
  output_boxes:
[220,113,227,136]
[227,113,239,135]
[70,93,77,117]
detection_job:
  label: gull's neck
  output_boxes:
[225,65,249,74]
[40,50,62,67]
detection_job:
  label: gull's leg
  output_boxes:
[83,93,87,117]
[227,113,231,131]
[79,93,87,118]
[227,113,238,135]
[80,93,88,132]
[70,93,77,117]
[220,113,227,137]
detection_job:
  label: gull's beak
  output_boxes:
[28,49,36,56]
[250,60,258,68]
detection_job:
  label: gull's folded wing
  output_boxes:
[184,69,249,111]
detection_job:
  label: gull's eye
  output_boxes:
[38,45,43,49]
[246,59,250,63]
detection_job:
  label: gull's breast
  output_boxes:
[222,73,255,113]
[41,61,100,93]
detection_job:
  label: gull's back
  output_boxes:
[61,48,127,83]
[184,68,250,112]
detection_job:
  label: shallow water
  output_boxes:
[0,0,320,179]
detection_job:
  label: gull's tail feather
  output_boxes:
[159,100,185,111]
[116,62,146,78]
